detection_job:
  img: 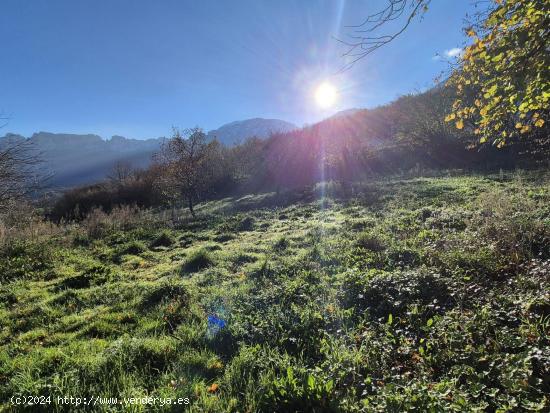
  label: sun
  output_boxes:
[314,82,338,109]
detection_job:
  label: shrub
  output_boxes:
[72,232,90,247]
[48,174,161,222]
[81,206,153,239]
[248,259,273,280]
[149,231,175,248]
[182,249,214,273]
[237,216,255,232]
[339,269,452,321]
[273,236,289,251]
[119,240,146,256]
[472,189,550,262]
[179,231,196,247]
[0,241,55,282]
[140,282,188,309]
[260,367,338,412]
[355,232,386,251]
[213,233,235,243]
[386,247,421,268]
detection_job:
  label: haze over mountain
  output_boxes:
[0,132,163,188]
[0,117,299,188]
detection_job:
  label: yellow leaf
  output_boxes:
[534,118,545,127]
[456,120,464,130]
[207,383,219,393]
[444,113,456,122]
[515,122,522,129]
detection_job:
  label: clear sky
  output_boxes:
[0,0,477,139]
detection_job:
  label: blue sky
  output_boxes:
[0,0,476,139]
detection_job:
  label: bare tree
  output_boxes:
[338,0,430,69]
[0,112,47,212]
[0,139,42,212]
[155,127,220,216]
[108,160,134,185]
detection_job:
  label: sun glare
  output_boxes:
[315,82,338,109]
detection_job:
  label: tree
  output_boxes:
[0,141,43,212]
[0,115,44,213]
[155,127,220,216]
[446,0,549,147]
[108,160,134,186]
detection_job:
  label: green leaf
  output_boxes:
[307,375,315,390]
[286,366,294,381]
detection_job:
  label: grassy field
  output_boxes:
[1,172,549,412]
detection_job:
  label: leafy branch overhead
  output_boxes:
[446,0,549,147]
[347,0,549,148]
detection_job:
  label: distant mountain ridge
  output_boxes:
[207,118,297,146]
[0,117,298,188]
[0,132,164,188]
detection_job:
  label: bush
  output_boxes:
[472,189,550,261]
[273,236,289,251]
[213,233,235,243]
[260,367,339,412]
[355,232,386,251]
[149,231,175,248]
[48,173,162,222]
[0,241,55,282]
[386,247,421,268]
[182,249,214,273]
[237,216,255,232]
[80,206,154,240]
[339,269,452,321]
[118,240,146,256]
[140,282,188,309]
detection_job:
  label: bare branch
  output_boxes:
[337,0,430,71]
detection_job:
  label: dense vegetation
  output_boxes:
[1,172,549,411]
[448,0,549,146]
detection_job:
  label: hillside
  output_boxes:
[1,173,548,411]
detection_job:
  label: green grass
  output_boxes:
[1,172,549,411]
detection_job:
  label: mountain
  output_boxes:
[0,118,298,189]
[0,132,163,188]
[207,118,296,146]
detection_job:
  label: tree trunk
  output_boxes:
[188,197,195,217]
